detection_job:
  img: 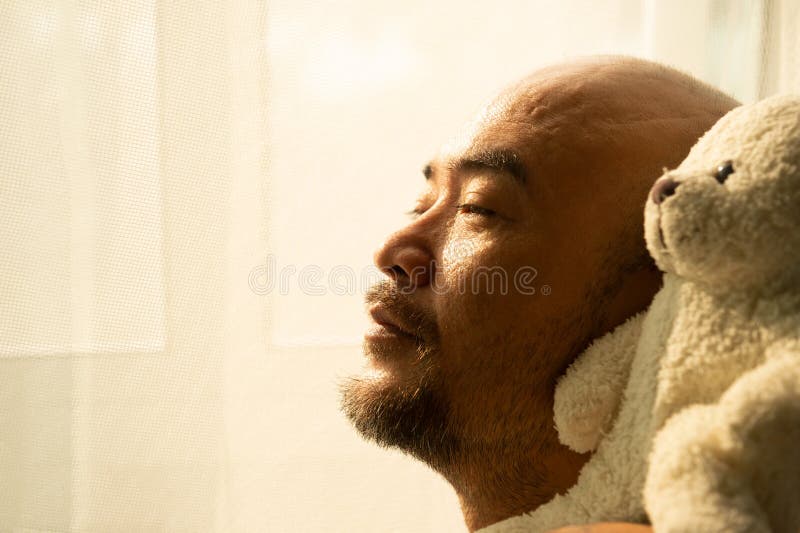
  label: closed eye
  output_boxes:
[407,204,499,219]
[456,203,496,217]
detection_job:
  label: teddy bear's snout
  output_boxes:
[650,176,680,205]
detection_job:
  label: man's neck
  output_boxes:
[438,439,589,531]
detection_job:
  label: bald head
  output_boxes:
[457,56,740,338]
[502,56,736,118]
[344,56,738,531]
[473,56,739,209]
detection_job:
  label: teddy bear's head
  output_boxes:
[644,95,800,293]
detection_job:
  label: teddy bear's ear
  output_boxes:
[553,312,645,453]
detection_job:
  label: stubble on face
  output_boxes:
[338,277,596,473]
[338,281,461,467]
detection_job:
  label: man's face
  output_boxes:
[340,66,653,468]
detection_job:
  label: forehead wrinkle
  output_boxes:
[466,55,739,171]
[435,62,653,188]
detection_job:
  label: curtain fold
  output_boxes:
[759,0,800,96]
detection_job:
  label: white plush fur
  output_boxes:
[480,94,800,533]
[553,311,645,454]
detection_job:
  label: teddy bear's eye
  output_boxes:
[714,160,734,184]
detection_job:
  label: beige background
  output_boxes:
[1,1,798,531]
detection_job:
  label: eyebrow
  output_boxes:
[423,149,526,185]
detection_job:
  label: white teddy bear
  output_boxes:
[481,94,800,533]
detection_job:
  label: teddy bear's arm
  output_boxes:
[645,351,800,533]
[554,311,645,453]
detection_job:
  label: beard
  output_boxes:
[339,272,605,472]
[338,281,460,466]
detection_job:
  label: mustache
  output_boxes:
[365,281,439,343]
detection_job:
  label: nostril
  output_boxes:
[385,265,405,280]
[375,244,434,290]
[650,177,679,205]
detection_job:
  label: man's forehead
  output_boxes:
[435,96,530,164]
[427,63,622,181]
[436,56,656,162]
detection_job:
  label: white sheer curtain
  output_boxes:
[1,1,797,532]
[1,2,266,530]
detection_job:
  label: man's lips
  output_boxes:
[367,305,418,340]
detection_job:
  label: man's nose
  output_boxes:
[373,231,435,290]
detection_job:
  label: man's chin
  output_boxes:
[338,344,458,464]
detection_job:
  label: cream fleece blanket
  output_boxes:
[480,94,800,533]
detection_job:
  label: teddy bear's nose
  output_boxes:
[650,176,679,205]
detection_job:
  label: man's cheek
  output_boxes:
[439,234,506,288]
[436,273,516,333]
[441,236,479,273]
